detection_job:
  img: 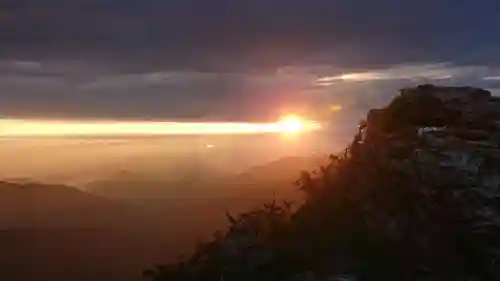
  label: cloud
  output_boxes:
[2,57,500,122]
[0,61,319,119]
[2,0,500,70]
[315,63,494,85]
[3,0,500,135]
[483,76,500,81]
[0,60,43,72]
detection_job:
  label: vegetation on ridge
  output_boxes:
[144,85,500,281]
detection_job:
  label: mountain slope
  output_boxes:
[145,85,500,281]
[0,180,220,281]
[0,181,138,228]
[85,155,327,203]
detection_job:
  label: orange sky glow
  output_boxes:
[0,115,321,137]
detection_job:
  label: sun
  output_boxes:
[278,114,306,134]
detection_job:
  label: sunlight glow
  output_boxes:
[0,118,322,137]
[277,115,306,134]
[329,104,343,112]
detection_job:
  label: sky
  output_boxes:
[1,0,500,121]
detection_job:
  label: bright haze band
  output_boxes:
[0,115,321,137]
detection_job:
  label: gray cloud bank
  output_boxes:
[1,60,500,122]
[2,0,500,68]
[1,0,500,121]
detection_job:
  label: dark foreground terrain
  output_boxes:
[144,85,500,281]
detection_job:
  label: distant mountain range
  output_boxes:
[0,155,326,281]
[84,155,328,201]
[0,181,135,229]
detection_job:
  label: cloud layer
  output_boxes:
[1,59,500,123]
[2,0,500,69]
[2,1,500,121]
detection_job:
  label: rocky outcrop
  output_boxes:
[363,85,500,139]
[358,84,500,189]
[340,85,500,279]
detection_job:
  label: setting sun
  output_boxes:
[278,115,305,133]
[277,114,321,135]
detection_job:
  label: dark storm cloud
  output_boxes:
[2,0,500,68]
[1,61,499,121]
[1,0,500,120]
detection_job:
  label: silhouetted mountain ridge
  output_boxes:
[145,85,500,281]
[0,157,322,281]
[0,180,142,229]
[234,155,328,183]
[0,179,225,281]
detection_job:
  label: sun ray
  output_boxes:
[0,117,322,137]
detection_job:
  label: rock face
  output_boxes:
[360,84,500,186]
[145,85,500,281]
[343,85,500,279]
